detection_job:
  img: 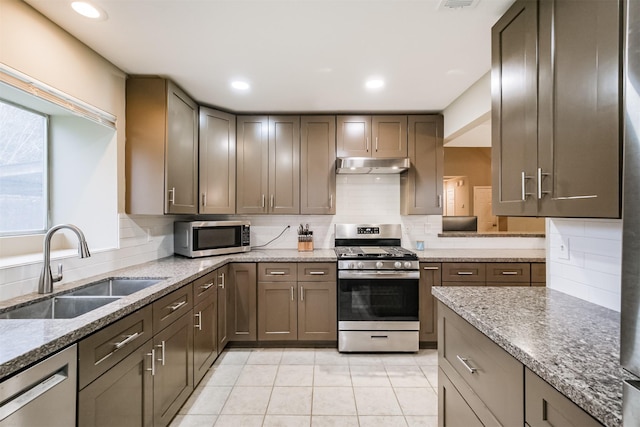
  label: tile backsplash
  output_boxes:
[546,218,622,311]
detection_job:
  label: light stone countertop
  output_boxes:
[432,286,634,427]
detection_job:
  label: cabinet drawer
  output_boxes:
[486,263,530,283]
[531,263,546,284]
[258,263,297,281]
[79,305,153,390]
[442,263,486,282]
[153,283,193,334]
[439,303,524,426]
[297,263,336,282]
[193,271,217,304]
[525,368,602,427]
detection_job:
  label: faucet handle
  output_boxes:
[52,263,63,283]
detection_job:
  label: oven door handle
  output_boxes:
[338,271,420,280]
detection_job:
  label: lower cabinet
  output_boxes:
[419,263,441,343]
[216,264,229,353]
[438,366,483,427]
[193,292,217,385]
[228,263,257,341]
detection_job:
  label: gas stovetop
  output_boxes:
[334,246,418,260]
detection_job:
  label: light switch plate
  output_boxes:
[559,237,570,260]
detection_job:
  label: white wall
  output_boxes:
[546,218,622,311]
[443,72,491,142]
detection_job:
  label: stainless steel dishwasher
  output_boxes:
[0,344,77,426]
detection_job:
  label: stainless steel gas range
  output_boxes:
[334,224,419,353]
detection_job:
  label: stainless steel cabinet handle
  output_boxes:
[309,271,325,275]
[218,273,225,289]
[270,194,274,209]
[169,187,176,205]
[437,194,443,208]
[114,332,141,350]
[375,136,379,152]
[168,300,187,312]
[269,271,286,275]
[291,286,294,301]
[457,271,474,275]
[423,266,439,270]
[366,137,369,152]
[456,355,477,374]
[200,282,215,291]
[201,193,206,207]
[0,369,68,420]
[371,335,389,339]
[330,194,333,209]
[146,349,155,376]
[521,172,534,201]
[501,271,519,276]
[157,341,166,366]
[194,311,202,331]
[300,286,304,302]
[261,194,265,208]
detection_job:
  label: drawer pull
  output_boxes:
[114,332,141,350]
[218,272,225,289]
[146,349,155,376]
[300,286,304,302]
[156,341,166,366]
[457,272,474,275]
[269,271,286,275]
[194,311,202,331]
[501,271,519,276]
[168,300,187,312]
[456,355,477,374]
[291,286,295,301]
[371,335,389,339]
[200,282,215,290]
[423,266,439,270]
[309,271,325,275]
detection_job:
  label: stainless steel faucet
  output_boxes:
[38,224,91,294]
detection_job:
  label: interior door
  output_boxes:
[474,186,497,232]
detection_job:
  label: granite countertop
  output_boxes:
[432,286,635,427]
[416,248,545,262]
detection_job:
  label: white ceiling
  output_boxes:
[23,0,514,113]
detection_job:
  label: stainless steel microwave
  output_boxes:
[174,221,251,258]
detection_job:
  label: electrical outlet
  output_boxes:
[558,237,570,260]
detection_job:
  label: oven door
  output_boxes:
[338,270,419,323]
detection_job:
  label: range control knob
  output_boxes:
[376,261,384,269]
[394,261,402,269]
[357,262,365,269]
[404,262,413,269]
[348,262,356,269]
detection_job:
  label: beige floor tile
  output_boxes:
[347,354,383,366]
[214,414,264,426]
[263,415,311,427]
[246,348,284,365]
[314,365,352,387]
[203,364,244,386]
[179,386,231,415]
[358,416,408,427]
[312,387,357,416]
[314,349,349,365]
[386,366,430,388]
[350,365,391,387]
[267,387,313,415]
[170,414,217,427]
[394,387,438,416]
[380,355,418,366]
[281,349,316,365]
[405,416,438,427]
[221,386,272,415]
[419,365,438,389]
[275,365,314,387]
[213,349,251,365]
[353,387,402,415]
[310,415,359,427]
[235,364,279,386]
[413,350,438,366]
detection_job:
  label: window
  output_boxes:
[0,100,47,235]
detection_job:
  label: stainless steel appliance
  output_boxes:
[174,220,250,258]
[622,0,640,423]
[335,224,419,352]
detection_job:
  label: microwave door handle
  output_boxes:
[185,230,190,248]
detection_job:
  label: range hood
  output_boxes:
[335,157,410,174]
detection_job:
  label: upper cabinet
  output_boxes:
[237,116,300,214]
[126,77,198,215]
[492,0,622,218]
[401,115,444,215]
[301,116,336,215]
[337,115,408,158]
[199,107,236,214]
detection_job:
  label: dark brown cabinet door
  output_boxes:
[257,281,298,341]
[491,0,539,216]
[372,115,407,158]
[337,115,371,157]
[419,263,441,343]
[537,0,621,218]
[78,340,154,427]
[300,116,336,215]
[199,107,236,214]
[438,368,484,427]
[401,115,444,215]
[228,263,257,341]
[152,313,194,427]
[298,281,337,341]
[269,116,300,214]
[217,265,229,352]
[193,293,217,385]
[237,116,269,213]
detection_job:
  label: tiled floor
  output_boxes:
[170,348,439,427]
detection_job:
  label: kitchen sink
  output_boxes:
[66,278,162,297]
[0,296,121,320]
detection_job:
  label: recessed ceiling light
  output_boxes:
[71,1,107,20]
[231,81,250,90]
[365,78,385,90]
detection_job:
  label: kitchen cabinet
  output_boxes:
[337,115,407,158]
[300,116,336,215]
[492,0,621,218]
[236,116,300,214]
[228,263,258,341]
[440,262,544,287]
[216,265,229,353]
[531,262,546,286]
[485,262,531,287]
[126,77,198,215]
[297,263,337,341]
[199,107,236,214]
[419,263,441,343]
[192,272,217,385]
[401,115,444,215]
[257,263,297,341]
